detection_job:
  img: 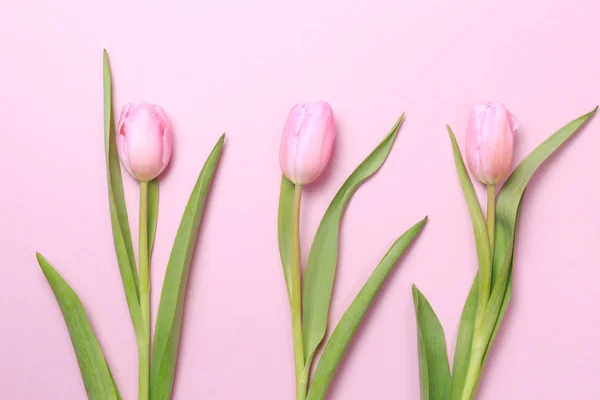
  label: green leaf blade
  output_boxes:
[37,253,119,400]
[277,175,295,301]
[447,127,492,315]
[494,107,597,283]
[306,217,427,400]
[448,275,478,400]
[150,135,225,400]
[413,285,451,400]
[302,114,405,364]
[103,50,143,335]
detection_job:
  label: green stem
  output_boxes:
[486,184,496,256]
[291,183,306,400]
[138,181,150,400]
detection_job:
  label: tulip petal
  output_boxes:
[294,101,335,184]
[279,104,305,183]
[279,101,335,185]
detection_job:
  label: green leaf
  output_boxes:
[148,179,159,254]
[103,50,143,336]
[302,114,405,366]
[37,253,119,400]
[494,107,597,283]
[448,275,478,400]
[277,175,295,302]
[449,107,596,399]
[444,125,489,400]
[447,127,492,315]
[412,285,451,400]
[150,135,225,400]
[306,218,427,400]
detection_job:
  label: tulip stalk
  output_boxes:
[486,184,496,255]
[138,181,150,400]
[291,183,306,400]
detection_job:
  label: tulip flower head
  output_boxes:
[117,103,172,182]
[279,101,336,185]
[465,102,518,185]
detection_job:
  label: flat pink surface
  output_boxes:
[1,0,599,399]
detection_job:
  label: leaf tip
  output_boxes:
[411,284,420,306]
[415,216,428,231]
[36,252,50,275]
[389,113,405,138]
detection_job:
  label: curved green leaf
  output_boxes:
[413,285,451,400]
[150,135,225,400]
[447,127,492,317]
[277,175,295,302]
[302,114,405,366]
[103,50,143,336]
[306,218,427,400]
[494,107,597,283]
[37,253,119,400]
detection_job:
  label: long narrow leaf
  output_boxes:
[413,285,451,400]
[306,217,427,400]
[494,107,597,282]
[302,114,405,366]
[277,175,295,301]
[447,127,492,314]
[150,135,225,400]
[37,253,119,400]
[103,50,143,335]
[445,126,490,400]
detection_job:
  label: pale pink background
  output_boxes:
[1,0,599,399]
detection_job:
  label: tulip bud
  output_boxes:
[116,103,172,182]
[279,101,336,185]
[465,102,518,185]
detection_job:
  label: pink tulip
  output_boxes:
[279,101,336,185]
[116,103,172,182]
[465,102,518,185]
